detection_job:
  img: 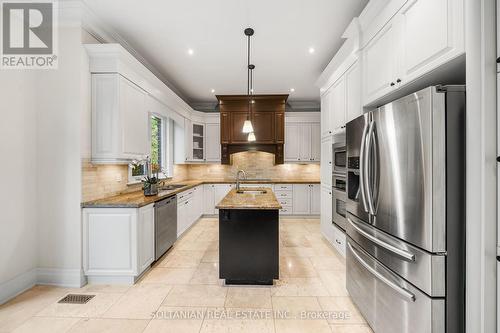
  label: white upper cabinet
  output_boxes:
[321,89,333,137]
[284,123,300,161]
[362,0,464,105]
[363,20,400,103]
[205,123,221,162]
[91,73,150,164]
[345,61,363,123]
[330,77,346,131]
[284,114,321,163]
[398,0,464,83]
[310,123,321,162]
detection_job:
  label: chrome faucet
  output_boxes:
[236,170,247,191]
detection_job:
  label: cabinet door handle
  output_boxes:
[396,78,401,83]
[497,57,500,63]
[390,82,395,87]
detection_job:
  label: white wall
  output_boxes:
[0,71,39,302]
[35,16,87,286]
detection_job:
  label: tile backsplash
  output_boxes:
[82,152,320,202]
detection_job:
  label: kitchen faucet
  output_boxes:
[236,170,247,191]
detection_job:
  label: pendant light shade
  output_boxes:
[242,120,254,133]
[247,132,256,142]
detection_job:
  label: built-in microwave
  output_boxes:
[332,143,346,174]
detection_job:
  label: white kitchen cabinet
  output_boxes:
[292,185,310,215]
[91,74,150,164]
[82,204,155,284]
[177,186,204,237]
[320,185,334,244]
[214,184,233,214]
[310,184,321,215]
[363,21,400,104]
[138,204,155,273]
[398,0,464,84]
[310,123,321,162]
[321,136,333,187]
[191,123,205,161]
[298,125,312,162]
[330,77,346,132]
[285,123,300,161]
[362,0,464,105]
[345,61,362,123]
[205,123,221,162]
[174,118,192,164]
[292,184,320,215]
[321,88,333,137]
[203,184,216,215]
[332,223,346,258]
[285,122,321,163]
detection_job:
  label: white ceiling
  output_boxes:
[83,0,368,105]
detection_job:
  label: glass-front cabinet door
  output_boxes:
[192,123,205,161]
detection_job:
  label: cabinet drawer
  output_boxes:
[277,198,292,206]
[275,184,293,191]
[332,224,346,257]
[275,191,293,199]
[279,207,293,215]
[177,190,194,203]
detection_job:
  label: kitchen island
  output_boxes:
[216,187,282,285]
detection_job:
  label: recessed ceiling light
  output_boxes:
[308,47,315,54]
[290,88,295,92]
[187,48,194,55]
[211,89,215,93]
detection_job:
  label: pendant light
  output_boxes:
[247,63,256,141]
[242,28,255,137]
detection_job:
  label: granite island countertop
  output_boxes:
[216,187,282,210]
[82,178,319,209]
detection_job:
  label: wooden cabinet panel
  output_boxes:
[230,112,249,143]
[220,112,230,144]
[275,113,285,143]
[284,123,300,161]
[345,61,362,123]
[310,184,321,215]
[253,112,275,143]
[205,123,221,162]
[298,125,312,162]
[310,123,321,162]
[293,184,310,215]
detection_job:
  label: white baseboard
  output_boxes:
[36,268,87,288]
[0,269,37,305]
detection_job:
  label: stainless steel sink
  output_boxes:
[236,189,267,194]
[159,184,186,191]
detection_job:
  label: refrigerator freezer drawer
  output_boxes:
[346,239,445,333]
[347,213,446,297]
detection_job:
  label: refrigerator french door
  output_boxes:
[345,86,466,333]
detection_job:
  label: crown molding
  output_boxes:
[77,0,192,110]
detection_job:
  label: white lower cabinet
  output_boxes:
[177,185,203,237]
[320,185,334,243]
[203,184,216,215]
[310,184,321,215]
[332,224,346,257]
[214,184,234,214]
[82,204,155,284]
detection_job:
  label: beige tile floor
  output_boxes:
[0,218,373,333]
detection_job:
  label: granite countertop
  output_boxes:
[216,188,282,210]
[81,178,319,209]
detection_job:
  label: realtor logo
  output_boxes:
[1,0,57,69]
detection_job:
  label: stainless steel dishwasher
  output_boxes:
[154,196,177,261]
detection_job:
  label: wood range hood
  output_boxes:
[217,94,288,165]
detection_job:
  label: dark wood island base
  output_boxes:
[219,209,279,285]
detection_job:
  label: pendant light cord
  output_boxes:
[247,34,251,120]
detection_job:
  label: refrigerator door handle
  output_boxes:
[348,242,416,302]
[359,120,369,213]
[365,121,376,215]
[347,217,416,261]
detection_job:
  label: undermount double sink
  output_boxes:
[236,189,267,194]
[158,184,187,191]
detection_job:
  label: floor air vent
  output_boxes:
[58,294,95,304]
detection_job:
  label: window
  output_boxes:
[129,114,171,183]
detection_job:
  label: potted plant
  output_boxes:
[142,175,159,196]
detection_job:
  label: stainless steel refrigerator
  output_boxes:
[345,86,465,333]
